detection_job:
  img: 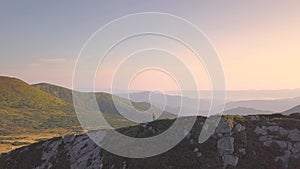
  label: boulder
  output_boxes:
[259,135,273,142]
[278,127,289,136]
[215,118,232,134]
[222,154,239,166]
[196,152,202,157]
[217,137,234,155]
[254,126,267,136]
[238,148,246,156]
[263,140,287,149]
[275,140,288,149]
[288,132,300,142]
[235,124,245,132]
[266,126,280,132]
[63,134,76,144]
[288,142,300,155]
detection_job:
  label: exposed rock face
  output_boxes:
[0,114,299,169]
[255,122,300,168]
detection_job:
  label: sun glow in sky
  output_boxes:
[1,1,300,91]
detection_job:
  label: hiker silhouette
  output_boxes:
[152,112,157,120]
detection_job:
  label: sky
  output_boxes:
[1,0,300,91]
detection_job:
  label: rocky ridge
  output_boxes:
[0,114,299,169]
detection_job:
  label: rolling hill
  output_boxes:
[0,76,78,131]
[124,91,300,116]
[33,83,174,119]
[224,97,300,113]
[223,107,273,116]
[281,105,300,116]
[0,76,81,153]
[0,77,159,153]
[0,77,70,111]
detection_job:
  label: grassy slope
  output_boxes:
[0,77,170,153]
[0,76,78,130]
[0,77,81,152]
[33,83,174,119]
[0,77,136,153]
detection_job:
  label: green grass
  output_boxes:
[0,76,138,153]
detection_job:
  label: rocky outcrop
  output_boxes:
[0,114,299,169]
[254,123,300,168]
[217,137,235,155]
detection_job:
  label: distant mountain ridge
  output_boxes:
[223,107,273,116]
[281,105,300,115]
[33,83,174,119]
[124,91,300,116]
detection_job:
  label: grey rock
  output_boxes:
[275,141,288,149]
[263,140,287,149]
[190,138,195,145]
[254,126,267,136]
[40,140,62,169]
[235,124,245,132]
[259,135,275,142]
[249,116,260,121]
[122,161,127,169]
[238,148,246,156]
[266,126,280,132]
[288,132,300,142]
[217,137,234,155]
[63,134,75,144]
[288,142,300,155]
[278,127,289,136]
[222,154,239,166]
[275,150,291,168]
[196,152,202,157]
[263,140,272,147]
[216,118,232,134]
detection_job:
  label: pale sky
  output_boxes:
[1,1,300,91]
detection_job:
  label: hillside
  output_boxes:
[33,83,74,104]
[0,77,82,153]
[33,83,174,119]
[224,97,300,113]
[0,77,141,153]
[223,107,273,116]
[0,77,70,111]
[281,105,300,116]
[0,114,299,169]
[0,77,171,153]
[0,76,78,131]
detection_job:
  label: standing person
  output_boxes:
[152,111,157,120]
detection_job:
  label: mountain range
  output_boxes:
[123,91,300,116]
[0,76,300,168]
